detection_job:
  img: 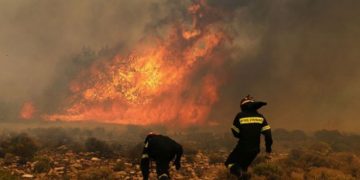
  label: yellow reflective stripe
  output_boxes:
[227,163,235,168]
[142,154,149,159]
[261,125,271,132]
[239,117,264,124]
[231,125,240,133]
[144,142,148,148]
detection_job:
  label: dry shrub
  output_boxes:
[214,166,237,180]
[0,147,4,158]
[252,154,267,166]
[33,156,52,173]
[3,153,18,165]
[77,167,115,180]
[1,133,37,163]
[113,161,126,172]
[253,162,284,180]
[125,142,143,163]
[330,152,360,178]
[85,137,113,158]
[306,167,354,180]
[309,142,332,155]
[285,148,334,169]
[208,153,225,164]
[0,168,18,180]
[289,171,304,180]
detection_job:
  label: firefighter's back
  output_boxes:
[147,135,180,161]
[237,111,264,152]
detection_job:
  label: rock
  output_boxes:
[72,163,82,169]
[54,167,65,174]
[54,167,64,170]
[91,157,101,161]
[118,171,127,176]
[22,174,34,178]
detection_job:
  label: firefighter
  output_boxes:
[225,95,273,179]
[140,133,183,180]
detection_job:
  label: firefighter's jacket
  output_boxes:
[140,134,183,178]
[231,101,273,153]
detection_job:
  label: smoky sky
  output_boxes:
[0,0,359,131]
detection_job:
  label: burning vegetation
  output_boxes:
[23,2,227,126]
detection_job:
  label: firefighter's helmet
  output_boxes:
[240,95,254,106]
[240,95,267,110]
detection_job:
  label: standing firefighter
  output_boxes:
[225,95,273,179]
[140,133,183,180]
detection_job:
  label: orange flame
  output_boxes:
[45,3,225,126]
[20,101,36,120]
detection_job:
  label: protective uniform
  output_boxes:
[225,95,273,179]
[140,133,183,180]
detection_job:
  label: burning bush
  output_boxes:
[84,137,113,158]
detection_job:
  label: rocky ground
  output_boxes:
[0,147,232,180]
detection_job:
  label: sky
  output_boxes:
[0,0,359,131]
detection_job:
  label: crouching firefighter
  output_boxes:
[225,95,273,179]
[140,133,183,180]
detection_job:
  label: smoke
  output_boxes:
[214,0,360,131]
[1,0,359,130]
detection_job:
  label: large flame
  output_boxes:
[44,3,225,126]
